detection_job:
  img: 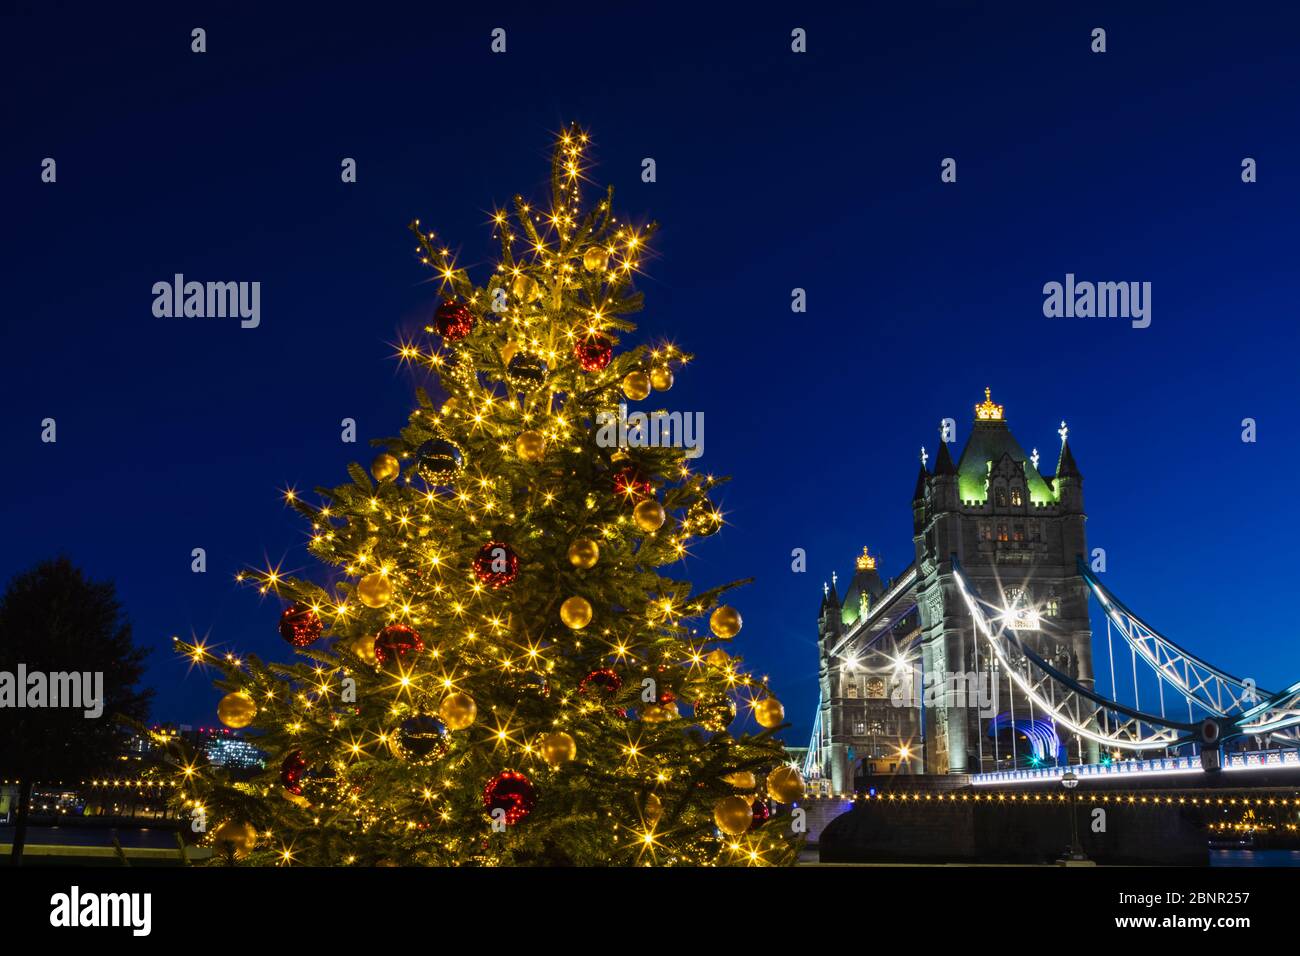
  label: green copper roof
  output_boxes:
[955,421,1055,504]
[841,595,859,626]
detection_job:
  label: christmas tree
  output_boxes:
[174,125,804,866]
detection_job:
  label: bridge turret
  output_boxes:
[919,440,959,525]
[912,460,929,534]
[1054,425,1084,514]
[818,577,842,648]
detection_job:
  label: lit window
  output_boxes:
[996,523,1009,542]
[995,489,1008,507]
[1010,489,1023,507]
[979,522,992,542]
[1013,523,1025,542]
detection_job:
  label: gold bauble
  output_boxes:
[622,371,651,401]
[211,820,258,860]
[766,766,806,803]
[217,692,256,729]
[281,789,310,809]
[644,793,664,826]
[722,770,757,791]
[582,247,609,272]
[706,648,731,668]
[512,273,539,301]
[560,595,593,630]
[370,453,400,482]
[754,697,785,729]
[641,701,678,723]
[567,538,600,569]
[351,634,378,665]
[539,731,577,768]
[713,796,753,836]
[441,397,459,416]
[633,499,666,533]
[501,341,519,365]
[610,449,630,462]
[439,692,477,731]
[650,366,674,391]
[516,430,546,462]
[356,572,393,608]
[709,605,742,639]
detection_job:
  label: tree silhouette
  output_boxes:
[0,558,152,864]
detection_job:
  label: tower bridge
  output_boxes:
[803,389,1300,795]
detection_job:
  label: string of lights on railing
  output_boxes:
[799,791,1300,807]
[1,777,178,789]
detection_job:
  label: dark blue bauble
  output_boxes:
[505,351,549,390]
[415,437,465,484]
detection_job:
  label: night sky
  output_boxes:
[5,2,1299,746]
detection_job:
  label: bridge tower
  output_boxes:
[815,554,898,791]
[912,389,1096,773]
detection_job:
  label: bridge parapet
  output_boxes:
[972,748,1300,788]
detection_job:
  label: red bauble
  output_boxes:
[659,688,677,705]
[482,770,537,825]
[281,750,308,795]
[750,798,771,827]
[573,334,613,372]
[374,624,424,666]
[433,299,476,342]
[471,541,520,589]
[612,464,652,501]
[579,667,623,698]
[278,604,322,648]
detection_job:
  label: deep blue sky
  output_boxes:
[4,2,1299,745]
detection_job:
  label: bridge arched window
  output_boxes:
[1043,585,1059,617]
[865,677,886,699]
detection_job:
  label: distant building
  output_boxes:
[134,724,265,770]
[203,732,264,769]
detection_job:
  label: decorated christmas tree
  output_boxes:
[174,124,804,866]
